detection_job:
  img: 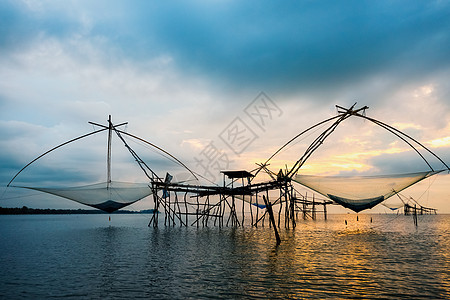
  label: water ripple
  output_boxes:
[0,214,449,299]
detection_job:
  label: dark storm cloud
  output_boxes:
[126,1,450,95]
[2,1,449,97]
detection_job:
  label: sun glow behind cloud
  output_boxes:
[428,137,450,148]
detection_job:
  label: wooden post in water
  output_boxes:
[277,190,282,228]
[249,184,254,226]
[311,194,315,220]
[196,194,200,228]
[264,189,270,227]
[206,195,210,227]
[241,177,245,227]
[263,195,281,245]
[222,174,225,227]
[184,192,188,226]
[284,181,289,229]
[149,186,160,227]
[290,194,296,228]
[163,192,168,226]
[255,190,259,228]
[303,192,307,220]
[413,204,418,226]
[175,192,181,226]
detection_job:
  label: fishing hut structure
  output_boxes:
[6,115,326,230]
[404,203,437,215]
[6,104,449,242]
[147,169,331,229]
[145,103,448,232]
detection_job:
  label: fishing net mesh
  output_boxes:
[292,171,434,212]
[22,181,152,213]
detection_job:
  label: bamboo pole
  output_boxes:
[278,191,282,228]
[255,190,259,228]
[196,194,200,228]
[290,183,296,228]
[106,115,112,189]
[241,177,245,227]
[184,192,188,226]
[263,195,281,245]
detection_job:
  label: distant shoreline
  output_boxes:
[0,206,156,215]
[1,206,445,215]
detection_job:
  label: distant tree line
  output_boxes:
[0,206,156,215]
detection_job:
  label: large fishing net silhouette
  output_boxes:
[260,104,449,212]
[7,116,196,213]
[21,181,153,213]
[7,106,449,214]
[292,171,440,212]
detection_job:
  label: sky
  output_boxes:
[1,0,449,213]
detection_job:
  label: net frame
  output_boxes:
[7,116,197,212]
[258,104,449,212]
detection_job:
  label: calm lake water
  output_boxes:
[0,213,449,299]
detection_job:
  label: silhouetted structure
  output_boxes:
[6,105,449,243]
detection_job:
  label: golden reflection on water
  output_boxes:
[1,214,449,299]
[240,214,450,299]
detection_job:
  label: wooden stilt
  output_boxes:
[414,204,418,226]
[196,194,199,228]
[290,184,296,228]
[241,178,245,227]
[263,195,281,245]
[184,192,188,226]
[250,192,254,227]
[255,190,259,228]
[278,192,282,228]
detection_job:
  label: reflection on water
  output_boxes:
[0,214,449,299]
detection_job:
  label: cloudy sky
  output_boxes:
[1,0,449,212]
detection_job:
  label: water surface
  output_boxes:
[0,214,448,299]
